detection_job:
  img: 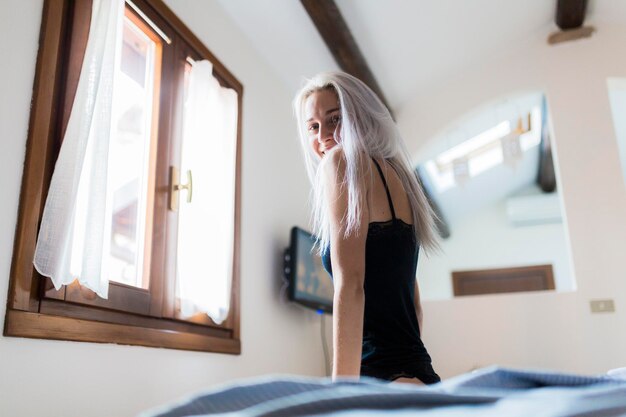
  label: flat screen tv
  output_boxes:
[284,226,333,314]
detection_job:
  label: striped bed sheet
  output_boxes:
[140,366,626,417]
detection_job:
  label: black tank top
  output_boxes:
[321,158,440,384]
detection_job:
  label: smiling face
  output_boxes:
[304,88,342,159]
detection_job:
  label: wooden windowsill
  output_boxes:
[4,309,241,354]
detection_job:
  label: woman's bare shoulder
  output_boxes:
[321,147,371,184]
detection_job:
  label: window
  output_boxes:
[4,0,242,354]
[423,109,541,193]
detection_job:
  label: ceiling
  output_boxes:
[214,0,622,228]
[215,0,624,113]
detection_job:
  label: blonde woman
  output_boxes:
[293,71,442,385]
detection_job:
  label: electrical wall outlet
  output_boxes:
[590,299,615,313]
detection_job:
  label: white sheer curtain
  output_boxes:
[33,0,125,298]
[177,60,238,324]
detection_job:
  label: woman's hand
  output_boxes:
[416,305,423,334]
[414,280,423,334]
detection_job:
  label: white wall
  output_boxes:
[0,1,323,416]
[419,195,573,299]
[401,23,626,378]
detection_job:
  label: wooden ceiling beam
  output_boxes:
[300,0,394,117]
[537,97,556,192]
[556,0,588,30]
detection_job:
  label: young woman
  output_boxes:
[293,71,442,385]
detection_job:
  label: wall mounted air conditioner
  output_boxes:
[505,193,562,226]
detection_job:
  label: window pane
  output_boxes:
[107,13,160,288]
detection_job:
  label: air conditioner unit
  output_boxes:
[505,193,562,226]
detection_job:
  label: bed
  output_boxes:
[140,366,626,417]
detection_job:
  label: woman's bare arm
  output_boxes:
[322,148,368,380]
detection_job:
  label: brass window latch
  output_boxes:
[169,166,193,211]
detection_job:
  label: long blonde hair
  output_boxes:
[293,71,442,256]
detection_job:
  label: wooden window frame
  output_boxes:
[452,264,555,297]
[4,0,243,354]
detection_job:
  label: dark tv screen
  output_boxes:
[284,227,333,314]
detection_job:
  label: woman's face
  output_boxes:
[304,89,341,159]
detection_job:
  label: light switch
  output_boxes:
[590,299,615,313]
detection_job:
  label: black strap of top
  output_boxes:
[371,158,397,220]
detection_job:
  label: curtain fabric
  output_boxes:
[176,60,238,324]
[33,0,125,298]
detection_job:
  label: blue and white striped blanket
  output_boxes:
[140,367,626,417]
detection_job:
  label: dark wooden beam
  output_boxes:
[300,0,394,117]
[537,137,556,192]
[416,169,450,239]
[556,0,588,30]
[537,97,556,192]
